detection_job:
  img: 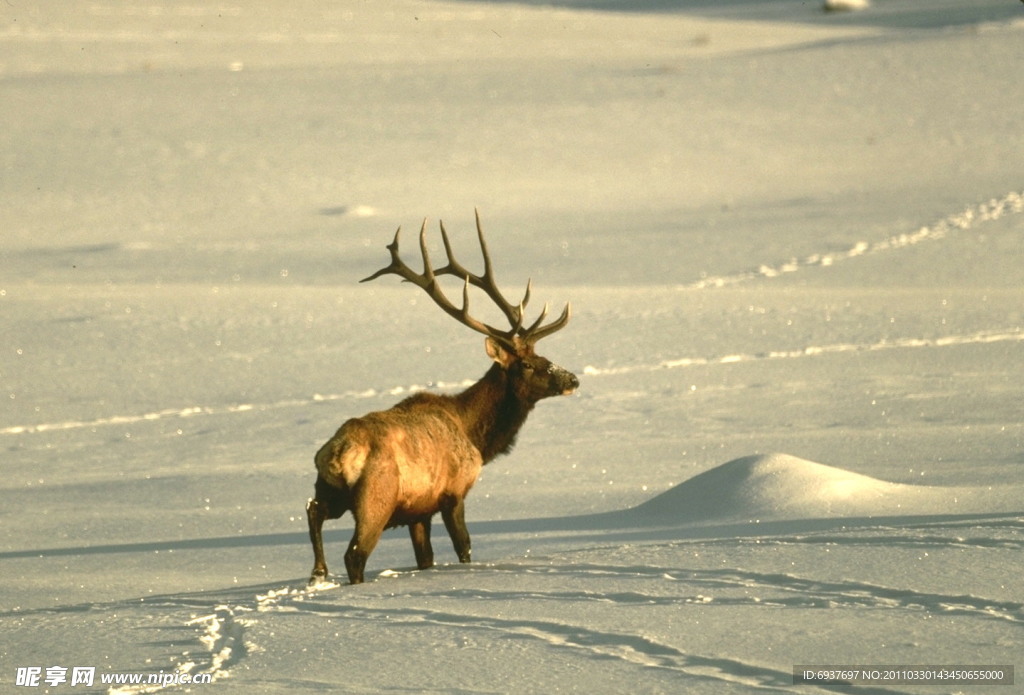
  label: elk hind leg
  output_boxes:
[344,478,397,584]
[344,518,387,585]
[307,476,348,586]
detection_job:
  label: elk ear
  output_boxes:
[485,337,516,368]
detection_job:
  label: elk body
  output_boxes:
[307,212,577,585]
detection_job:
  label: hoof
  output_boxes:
[308,571,328,587]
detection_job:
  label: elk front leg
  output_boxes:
[441,498,472,564]
[408,516,434,570]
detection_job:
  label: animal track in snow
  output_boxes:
[3,323,1020,437]
[256,594,808,692]
[451,560,1024,626]
[582,328,1024,377]
[685,190,1024,289]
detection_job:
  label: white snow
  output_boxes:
[823,0,871,13]
[2,1,1023,693]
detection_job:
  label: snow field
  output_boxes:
[2,1,1023,693]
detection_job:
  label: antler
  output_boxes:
[361,210,571,349]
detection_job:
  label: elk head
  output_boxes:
[360,210,578,402]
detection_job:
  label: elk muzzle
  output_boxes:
[552,363,579,396]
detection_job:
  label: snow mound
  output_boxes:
[631,453,1008,523]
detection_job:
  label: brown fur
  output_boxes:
[307,338,577,584]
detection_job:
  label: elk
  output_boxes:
[306,211,578,585]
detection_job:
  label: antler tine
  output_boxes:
[359,226,406,284]
[473,207,495,282]
[521,278,533,316]
[521,301,550,336]
[475,210,532,320]
[522,301,572,344]
[436,220,472,279]
[416,218,435,281]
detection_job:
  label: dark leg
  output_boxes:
[441,498,472,564]
[307,476,348,586]
[409,517,434,570]
[343,536,366,584]
[307,498,330,585]
[344,518,386,585]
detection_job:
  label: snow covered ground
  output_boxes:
[2,1,1023,693]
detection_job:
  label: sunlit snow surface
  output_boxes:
[2,1,1023,693]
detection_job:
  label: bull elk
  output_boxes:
[307,211,578,585]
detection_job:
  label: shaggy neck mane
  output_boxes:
[455,363,535,463]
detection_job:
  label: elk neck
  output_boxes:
[454,362,535,463]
